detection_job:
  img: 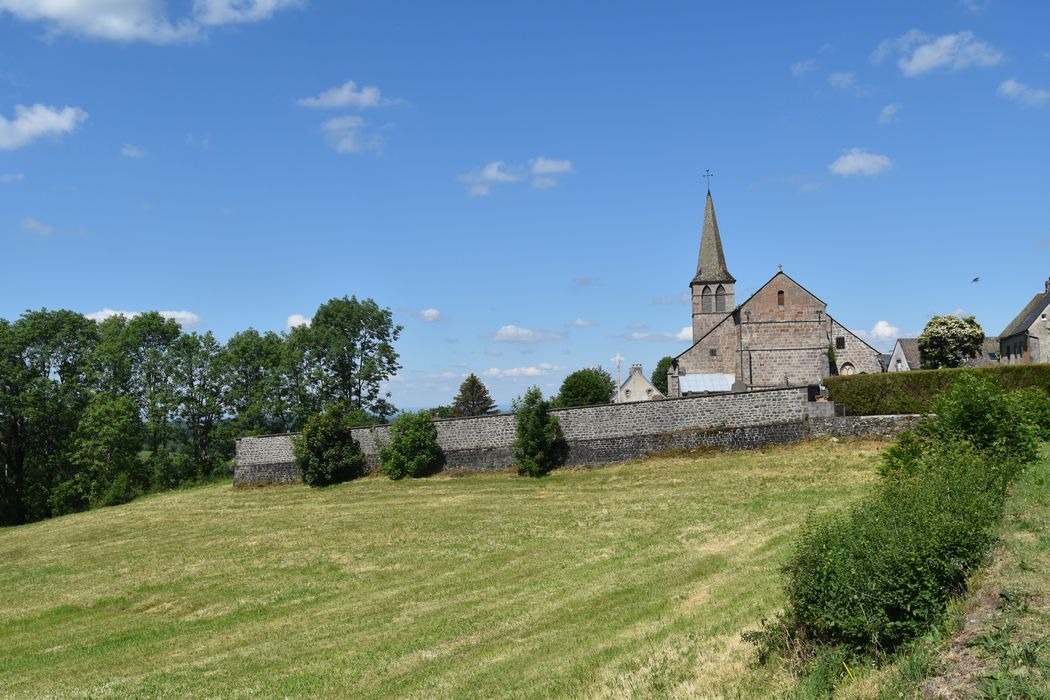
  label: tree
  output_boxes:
[124,312,182,452]
[513,387,563,477]
[220,328,285,435]
[292,402,369,486]
[651,356,673,395]
[171,331,227,480]
[918,315,984,369]
[309,296,402,417]
[451,374,497,416]
[555,366,615,407]
[378,411,444,479]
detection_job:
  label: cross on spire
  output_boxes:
[702,169,714,193]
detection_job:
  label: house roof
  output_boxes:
[1000,291,1050,339]
[897,338,921,369]
[692,191,735,285]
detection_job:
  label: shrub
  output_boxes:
[825,364,1050,416]
[513,387,564,477]
[378,411,444,479]
[1011,387,1050,440]
[293,402,368,486]
[782,445,1004,653]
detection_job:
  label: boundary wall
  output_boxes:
[234,387,808,485]
[233,389,926,485]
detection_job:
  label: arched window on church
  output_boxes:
[777,290,785,307]
[701,286,713,313]
[715,285,726,312]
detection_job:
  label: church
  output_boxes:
[666,192,883,397]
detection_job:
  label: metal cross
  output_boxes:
[702,169,714,192]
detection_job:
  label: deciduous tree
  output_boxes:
[918,315,984,369]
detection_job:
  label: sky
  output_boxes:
[2,1,1048,409]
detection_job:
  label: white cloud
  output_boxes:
[483,362,557,378]
[790,59,815,77]
[868,320,899,341]
[628,326,693,342]
[287,313,310,329]
[998,78,1050,107]
[297,80,388,109]
[192,0,300,26]
[878,103,901,124]
[958,0,989,13]
[0,0,299,42]
[0,173,24,183]
[120,143,145,158]
[457,160,522,196]
[0,104,87,150]
[320,115,382,154]
[872,30,1002,77]
[419,308,441,322]
[459,156,573,195]
[86,308,202,328]
[565,318,596,328]
[530,157,573,175]
[784,175,822,193]
[20,217,52,236]
[828,148,892,177]
[828,71,856,89]
[492,324,566,343]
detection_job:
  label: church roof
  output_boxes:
[692,191,735,285]
[999,291,1050,339]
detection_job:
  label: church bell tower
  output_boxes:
[690,191,735,342]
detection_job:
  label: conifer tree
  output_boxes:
[451,373,498,416]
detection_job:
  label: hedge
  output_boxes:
[825,364,1050,416]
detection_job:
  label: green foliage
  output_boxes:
[69,393,145,509]
[293,403,370,486]
[917,314,984,369]
[378,411,444,479]
[825,364,1050,416]
[555,366,615,407]
[310,295,403,418]
[1010,387,1050,440]
[651,356,672,395]
[782,445,1005,654]
[451,373,497,416]
[513,387,563,477]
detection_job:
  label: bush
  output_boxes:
[513,387,564,477]
[782,444,1005,653]
[1011,387,1050,440]
[378,411,444,479]
[293,402,368,486]
[825,364,1050,416]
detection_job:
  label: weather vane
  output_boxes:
[702,169,714,193]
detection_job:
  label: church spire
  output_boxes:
[693,191,735,284]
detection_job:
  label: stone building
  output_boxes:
[667,192,883,397]
[1000,278,1050,364]
[616,364,664,403]
[888,336,1000,371]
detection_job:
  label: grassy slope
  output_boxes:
[0,442,884,698]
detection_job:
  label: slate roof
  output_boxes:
[692,191,735,285]
[1000,291,1050,339]
[897,338,921,369]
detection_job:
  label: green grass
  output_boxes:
[0,441,886,698]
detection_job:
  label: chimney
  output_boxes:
[1045,277,1050,294]
[629,364,643,377]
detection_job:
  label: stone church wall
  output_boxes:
[234,387,809,485]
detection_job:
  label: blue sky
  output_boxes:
[2,1,1048,408]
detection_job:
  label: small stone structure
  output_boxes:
[234,387,924,485]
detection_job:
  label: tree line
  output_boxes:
[0,296,401,526]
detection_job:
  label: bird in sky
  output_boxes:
[971,276,980,283]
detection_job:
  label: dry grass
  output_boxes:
[0,440,886,698]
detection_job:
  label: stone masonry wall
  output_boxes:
[234,387,809,485]
[806,414,925,440]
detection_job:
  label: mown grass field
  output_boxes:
[0,441,887,698]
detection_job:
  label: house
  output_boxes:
[887,336,1000,371]
[1000,278,1050,364]
[616,364,664,403]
